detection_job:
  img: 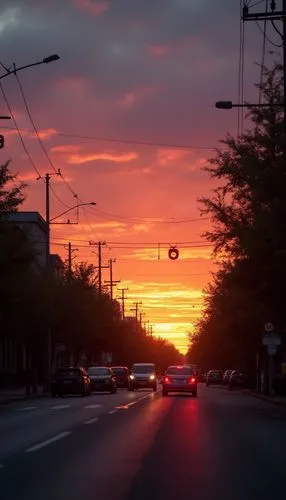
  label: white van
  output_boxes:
[129,363,157,391]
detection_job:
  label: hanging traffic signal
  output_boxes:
[168,246,179,260]
[0,135,4,149]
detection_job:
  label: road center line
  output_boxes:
[26,432,71,453]
[17,406,37,411]
[83,404,101,409]
[84,417,98,425]
[50,404,70,410]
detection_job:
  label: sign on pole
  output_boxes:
[264,322,274,332]
[267,345,277,356]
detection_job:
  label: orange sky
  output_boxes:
[0,0,278,353]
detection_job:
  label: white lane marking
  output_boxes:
[84,417,98,425]
[26,432,71,453]
[50,404,70,410]
[0,464,3,469]
[108,410,117,414]
[83,404,101,409]
[17,406,37,411]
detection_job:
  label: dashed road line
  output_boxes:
[17,406,37,411]
[50,404,71,410]
[26,432,71,453]
[83,404,101,409]
[84,417,98,425]
[108,409,117,414]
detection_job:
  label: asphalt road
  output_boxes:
[1,385,286,500]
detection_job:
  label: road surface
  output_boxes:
[1,385,286,500]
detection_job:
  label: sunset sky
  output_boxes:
[0,0,280,353]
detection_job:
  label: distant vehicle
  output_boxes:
[222,370,233,385]
[228,370,246,390]
[51,367,91,397]
[87,366,117,394]
[162,365,198,397]
[206,370,222,387]
[111,366,130,389]
[129,363,157,391]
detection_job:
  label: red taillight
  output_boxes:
[164,377,170,383]
[188,377,196,383]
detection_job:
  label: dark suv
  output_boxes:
[51,367,91,397]
[111,366,130,389]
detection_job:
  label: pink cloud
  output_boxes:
[67,151,138,164]
[148,45,170,57]
[118,84,161,110]
[34,128,57,140]
[74,0,109,17]
[51,145,82,154]
[157,148,191,166]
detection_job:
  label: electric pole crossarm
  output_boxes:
[243,12,285,21]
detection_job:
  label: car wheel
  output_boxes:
[51,392,57,398]
[162,390,168,397]
[193,391,197,397]
[152,386,157,392]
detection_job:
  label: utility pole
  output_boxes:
[104,258,120,302]
[118,288,128,320]
[89,241,107,295]
[242,1,286,135]
[130,302,142,325]
[64,242,78,282]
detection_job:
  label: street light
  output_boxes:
[49,202,96,223]
[0,54,60,81]
[215,100,285,109]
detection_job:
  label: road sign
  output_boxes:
[262,334,281,346]
[267,345,277,355]
[264,322,274,332]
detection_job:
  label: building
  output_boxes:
[6,211,48,269]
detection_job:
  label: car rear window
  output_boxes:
[88,367,110,376]
[56,369,80,377]
[166,367,194,375]
[132,365,155,374]
[112,368,126,375]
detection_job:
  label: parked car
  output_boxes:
[162,365,198,397]
[206,369,222,387]
[222,370,233,385]
[228,370,246,390]
[51,367,91,397]
[111,366,130,389]
[87,366,117,394]
[129,363,157,391]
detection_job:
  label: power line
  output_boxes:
[14,72,79,200]
[255,19,283,47]
[0,82,42,179]
[0,124,223,151]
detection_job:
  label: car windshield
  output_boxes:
[132,365,155,374]
[166,367,194,375]
[88,368,110,376]
[56,369,80,377]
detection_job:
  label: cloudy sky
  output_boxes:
[0,0,282,353]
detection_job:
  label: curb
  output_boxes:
[0,393,50,406]
[243,389,286,407]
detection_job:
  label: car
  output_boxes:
[51,367,91,397]
[111,366,130,389]
[228,370,246,390]
[129,363,157,391]
[87,366,117,394]
[162,365,198,397]
[206,369,222,387]
[222,369,233,385]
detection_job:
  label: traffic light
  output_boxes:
[0,135,4,149]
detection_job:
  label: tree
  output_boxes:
[188,63,286,381]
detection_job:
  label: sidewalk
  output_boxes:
[243,389,286,407]
[0,386,49,405]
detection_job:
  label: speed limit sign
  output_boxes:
[264,322,274,332]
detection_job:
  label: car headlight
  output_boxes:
[130,375,135,380]
[149,375,155,380]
